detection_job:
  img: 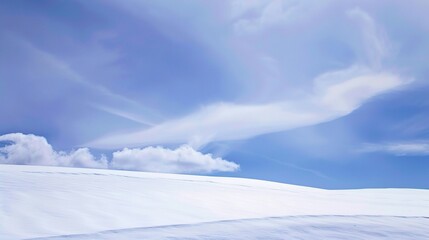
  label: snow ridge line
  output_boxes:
[27,215,429,240]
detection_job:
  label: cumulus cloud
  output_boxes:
[111,145,239,173]
[0,133,238,173]
[0,133,108,168]
[361,142,429,156]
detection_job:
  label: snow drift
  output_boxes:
[1,164,428,239]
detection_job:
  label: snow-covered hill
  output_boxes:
[1,164,428,239]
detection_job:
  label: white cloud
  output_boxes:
[89,66,407,149]
[57,148,108,169]
[9,35,160,127]
[91,103,156,126]
[111,145,239,173]
[361,142,429,156]
[232,0,329,34]
[314,65,407,112]
[0,133,56,166]
[347,7,389,69]
[87,3,409,150]
[0,133,238,174]
[0,133,108,168]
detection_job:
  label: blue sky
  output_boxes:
[1,0,429,189]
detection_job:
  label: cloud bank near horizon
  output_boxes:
[0,133,238,174]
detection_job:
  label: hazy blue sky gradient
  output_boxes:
[1,0,429,189]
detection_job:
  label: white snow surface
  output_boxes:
[1,164,428,240]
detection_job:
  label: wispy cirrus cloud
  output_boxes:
[86,2,410,150]
[361,142,429,156]
[89,68,406,149]
[347,7,389,69]
[232,0,330,35]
